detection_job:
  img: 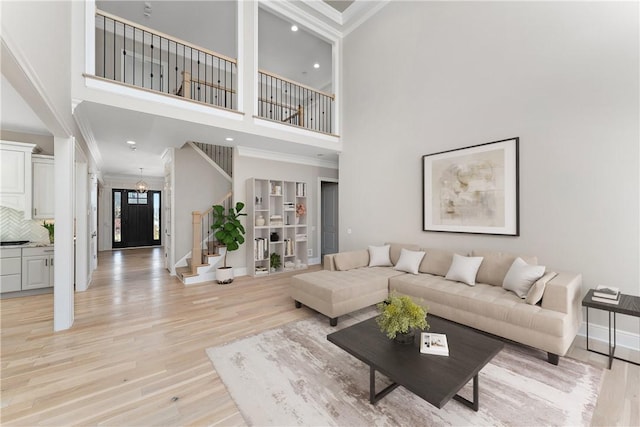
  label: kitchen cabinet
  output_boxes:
[0,141,36,218]
[21,247,54,290]
[0,248,22,293]
[32,155,55,219]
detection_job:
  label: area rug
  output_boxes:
[206,308,602,426]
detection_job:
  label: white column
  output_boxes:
[75,161,89,292]
[237,0,258,118]
[54,136,75,331]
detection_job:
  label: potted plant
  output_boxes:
[42,221,54,244]
[270,252,281,272]
[211,201,246,284]
[376,293,429,344]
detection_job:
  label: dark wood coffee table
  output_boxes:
[327,315,503,411]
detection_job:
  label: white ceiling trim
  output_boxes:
[304,1,344,25]
[261,0,342,42]
[237,145,338,169]
[72,99,104,170]
[342,1,390,36]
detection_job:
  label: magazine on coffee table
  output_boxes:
[420,332,449,356]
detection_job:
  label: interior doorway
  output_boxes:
[112,189,162,248]
[320,179,339,258]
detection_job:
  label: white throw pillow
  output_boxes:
[445,254,484,286]
[394,248,426,274]
[503,257,546,298]
[368,245,392,267]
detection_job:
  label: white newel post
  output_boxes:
[54,136,75,331]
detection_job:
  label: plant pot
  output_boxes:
[216,267,234,284]
[394,330,415,345]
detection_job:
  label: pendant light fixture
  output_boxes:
[136,168,148,194]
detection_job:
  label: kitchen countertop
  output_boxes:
[0,242,53,248]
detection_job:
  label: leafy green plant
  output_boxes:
[270,252,281,270]
[376,293,428,339]
[42,221,54,243]
[211,202,246,268]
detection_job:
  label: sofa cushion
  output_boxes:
[333,250,369,271]
[387,243,421,265]
[368,245,392,267]
[445,254,483,286]
[390,274,565,338]
[418,248,457,276]
[472,250,538,286]
[393,248,426,274]
[503,258,546,298]
[525,271,558,305]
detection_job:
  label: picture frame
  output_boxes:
[422,137,519,236]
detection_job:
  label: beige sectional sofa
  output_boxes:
[290,243,582,364]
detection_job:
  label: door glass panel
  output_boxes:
[138,193,148,205]
[153,192,160,241]
[114,191,122,243]
[128,192,138,205]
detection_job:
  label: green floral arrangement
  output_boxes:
[376,293,428,339]
[42,221,54,243]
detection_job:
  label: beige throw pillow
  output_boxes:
[387,243,421,265]
[525,271,558,305]
[472,250,538,286]
[333,250,369,271]
[503,257,546,298]
[419,249,456,276]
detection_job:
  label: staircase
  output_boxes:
[191,142,233,177]
[176,247,226,285]
[177,192,232,286]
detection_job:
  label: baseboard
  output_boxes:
[578,321,639,351]
[309,257,321,266]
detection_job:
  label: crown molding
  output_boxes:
[304,1,343,25]
[261,0,342,42]
[342,0,390,36]
[237,145,338,169]
[72,101,104,170]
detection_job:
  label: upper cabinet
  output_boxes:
[0,141,36,219]
[32,155,55,219]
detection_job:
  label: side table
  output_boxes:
[582,289,640,369]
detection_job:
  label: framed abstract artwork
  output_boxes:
[422,137,519,236]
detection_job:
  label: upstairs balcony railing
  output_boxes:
[94,11,336,135]
[95,9,237,110]
[258,70,334,135]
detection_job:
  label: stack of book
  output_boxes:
[591,285,620,305]
[420,332,449,356]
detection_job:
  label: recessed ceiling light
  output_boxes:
[313,63,320,69]
[126,140,136,145]
[291,25,298,32]
[225,137,234,142]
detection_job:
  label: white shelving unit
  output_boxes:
[246,178,308,277]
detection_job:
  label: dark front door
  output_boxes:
[113,189,161,248]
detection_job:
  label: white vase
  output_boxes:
[256,215,265,226]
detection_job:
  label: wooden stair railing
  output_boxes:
[177,71,237,109]
[191,191,232,274]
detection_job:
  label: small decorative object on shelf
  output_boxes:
[256,215,265,226]
[376,293,429,344]
[420,333,449,356]
[296,203,306,217]
[270,252,281,271]
[270,232,279,242]
[593,285,620,300]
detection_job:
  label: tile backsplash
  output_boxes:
[0,206,49,242]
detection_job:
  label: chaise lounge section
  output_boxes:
[291,243,582,364]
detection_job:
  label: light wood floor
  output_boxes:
[1,248,638,426]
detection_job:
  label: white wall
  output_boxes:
[340,2,639,333]
[173,144,232,265]
[232,153,339,269]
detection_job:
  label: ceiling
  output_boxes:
[2,1,379,178]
